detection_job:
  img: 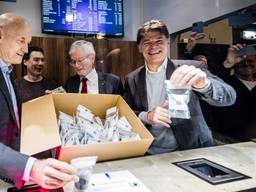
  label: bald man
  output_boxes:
[0,13,78,189]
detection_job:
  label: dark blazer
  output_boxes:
[0,70,29,188]
[65,72,123,95]
[123,59,236,151]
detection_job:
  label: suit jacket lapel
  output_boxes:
[98,72,106,94]
[73,75,81,93]
[0,71,16,121]
[136,66,148,110]
[166,59,176,79]
[136,59,175,111]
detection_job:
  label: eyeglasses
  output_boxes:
[69,56,91,67]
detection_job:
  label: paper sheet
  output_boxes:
[90,170,151,192]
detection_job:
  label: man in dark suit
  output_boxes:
[0,13,78,189]
[123,19,236,155]
[65,40,123,95]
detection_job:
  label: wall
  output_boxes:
[142,0,256,34]
[12,37,145,86]
[0,0,143,41]
[180,19,233,45]
[1,0,255,40]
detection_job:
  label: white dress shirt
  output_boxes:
[79,68,99,94]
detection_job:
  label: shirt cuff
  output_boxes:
[138,111,148,124]
[192,78,211,93]
[22,157,37,182]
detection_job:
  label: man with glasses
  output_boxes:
[65,40,123,95]
[123,20,236,155]
[14,46,58,103]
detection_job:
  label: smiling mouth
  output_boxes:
[17,53,24,57]
[148,50,161,55]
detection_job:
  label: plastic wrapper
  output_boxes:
[71,156,97,192]
[165,80,191,119]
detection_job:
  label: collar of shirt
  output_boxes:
[145,57,168,74]
[80,68,98,83]
[0,58,13,75]
[236,76,256,91]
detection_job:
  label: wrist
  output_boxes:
[223,60,234,68]
[146,111,152,125]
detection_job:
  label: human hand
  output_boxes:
[170,65,208,89]
[186,32,205,52]
[45,90,52,94]
[147,100,171,127]
[223,44,246,68]
[30,158,79,189]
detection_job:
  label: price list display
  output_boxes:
[42,0,123,36]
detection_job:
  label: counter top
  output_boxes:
[1,142,256,192]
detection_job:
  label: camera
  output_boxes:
[236,44,256,57]
[192,21,204,33]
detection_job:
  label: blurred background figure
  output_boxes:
[14,46,57,103]
[210,44,256,142]
[182,32,208,67]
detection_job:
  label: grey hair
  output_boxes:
[69,40,96,56]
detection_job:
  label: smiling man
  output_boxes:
[65,40,123,95]
[14,46,57,103]
[123,19,236,155]
[0,13,78,189]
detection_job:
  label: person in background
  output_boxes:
[123,19,236,155]
[14,46,58,103]
[182,32,207,67]
[0,12,78,189]
[210,44,256,141]
[65,40,123,95]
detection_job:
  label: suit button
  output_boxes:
[15,132,19,137]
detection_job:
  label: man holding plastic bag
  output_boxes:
[123,20,236,155]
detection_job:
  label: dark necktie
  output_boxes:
[81,77,87,93]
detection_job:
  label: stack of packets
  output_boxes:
[58,105,141,146]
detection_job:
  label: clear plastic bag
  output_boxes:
[165,80,191,119]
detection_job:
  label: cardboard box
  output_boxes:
[20,93,153,162]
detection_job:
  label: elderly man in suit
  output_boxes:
[123,19,236,155]
[65,40,123,95]
[0,13,78,189]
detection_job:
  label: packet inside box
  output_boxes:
[20,93,154,162]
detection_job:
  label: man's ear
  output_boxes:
[23,59,29,66]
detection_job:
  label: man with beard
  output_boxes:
[14,46,57,103]
[211,44,256,141]
[123,20,236,155]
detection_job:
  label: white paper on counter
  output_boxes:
[90,170,151,192]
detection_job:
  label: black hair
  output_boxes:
[136,19,170,45]
[22,46,44,62]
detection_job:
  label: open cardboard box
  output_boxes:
[20,93,154,162]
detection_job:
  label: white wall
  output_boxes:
[0,0,143,40]
[0,0,255,40]
[0,0,42,36]
[142,0,256,34]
